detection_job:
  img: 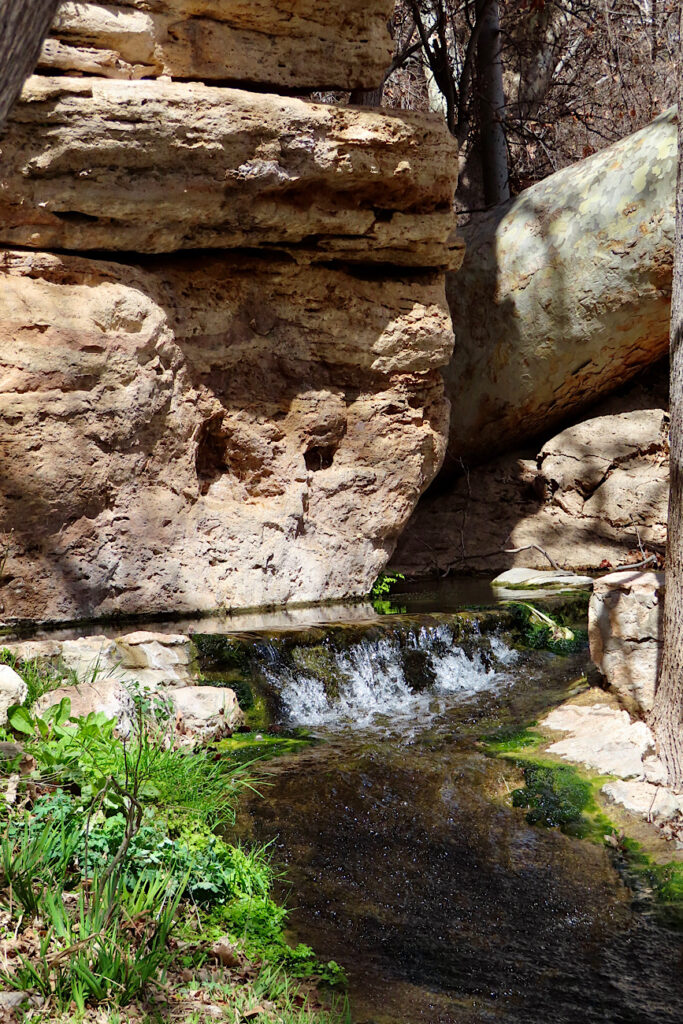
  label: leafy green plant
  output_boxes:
[0,818,78,917]
[370,572,405,599]
[2,870,184,1008]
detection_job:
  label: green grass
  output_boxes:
[0,654,346,1020]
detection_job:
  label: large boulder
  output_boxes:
[41,0,395,90]
[0,77,458,266]
[391,375,669,577]
[443,109,675,471]
[0,2,459,626]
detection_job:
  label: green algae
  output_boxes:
[216,731,313,766]
[483,723,683,927]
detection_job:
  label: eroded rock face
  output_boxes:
[0,249,451,622]
[391,373,669,577]
[41,0,395,90]
[443,109,675,471]
[1,77,458,265]
[0,1,458,625]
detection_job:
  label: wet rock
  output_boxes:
[492,568,594,591]
[0,664,28,726]
[588,570,664,715]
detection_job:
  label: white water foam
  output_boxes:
[269,625,517,730]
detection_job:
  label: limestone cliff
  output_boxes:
[0,3,458,623]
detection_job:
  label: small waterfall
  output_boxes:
[256,622,518,729]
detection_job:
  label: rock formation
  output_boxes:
[40,1,395,90]
[589,570,664,716]
[0,4,459,624]
[391,365,669,575]
[443,109,675,473]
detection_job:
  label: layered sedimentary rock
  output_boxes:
[41,0,395,89]
[443,109,675,472]
[0,4,458,624]
[1,77,458,264]
[391,368,669,575]
[0,249,452,622]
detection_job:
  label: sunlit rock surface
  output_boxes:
[0,249,451,622]
[41,0,395,90]
[589,570,665,715]
[443,109,675,471]
[0,77,458,265]
[0,3,458,624]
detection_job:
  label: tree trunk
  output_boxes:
[349,86,384,106]
[475,0,509,206]
[650,6,683,791]
[0,0,60,129]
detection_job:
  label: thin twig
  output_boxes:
[503,544,563,571]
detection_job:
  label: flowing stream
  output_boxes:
[202,605,683,1024]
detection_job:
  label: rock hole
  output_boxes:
[304,444,337,472]
[195,414,226,495]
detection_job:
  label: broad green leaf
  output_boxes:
[7,704,34,735]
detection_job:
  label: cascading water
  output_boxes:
[196,605,683,1024]
[255,623,518,730]
[237,618,520,733]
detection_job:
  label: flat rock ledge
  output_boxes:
[491,568,594,592]
[4,632,242,745]
[541,703,683,837]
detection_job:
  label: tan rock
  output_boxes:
[588,570,665,715]
[35,679,136,735]
[602,779,683,821]
[542,703,656,778]
[0,77,458,265]
[41,0,395,90]
[172,685,243,744]
[6,632,197,689]
[443,109,675,468]
[0,248,451,623]
[391,388,669,578]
